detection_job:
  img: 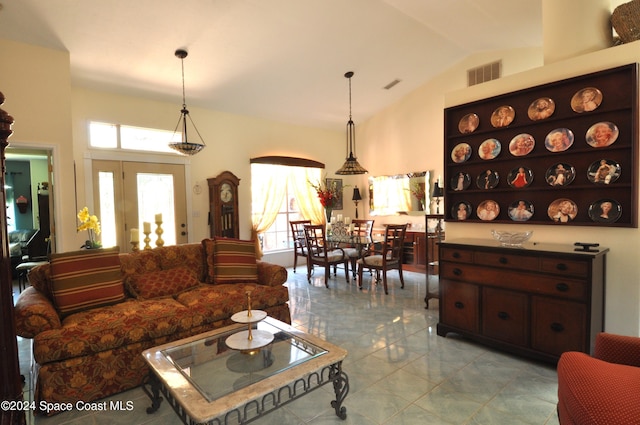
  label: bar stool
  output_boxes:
[15,261,48,293]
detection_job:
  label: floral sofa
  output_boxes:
[14,238,290,414]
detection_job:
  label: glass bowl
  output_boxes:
[491,230,533,247]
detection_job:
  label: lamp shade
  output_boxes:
[432,184,444,198]
[352,187,362,201]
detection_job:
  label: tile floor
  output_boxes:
[16,268,560,425]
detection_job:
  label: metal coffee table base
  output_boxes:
[143,362,349,425]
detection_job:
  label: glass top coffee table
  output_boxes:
[142,316,349,425]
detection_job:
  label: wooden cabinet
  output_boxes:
[402,231,426,273]
[437,238,607,363]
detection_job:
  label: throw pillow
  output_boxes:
[126,267,199,299]
[202,238,258,284]
[49,247,125,317]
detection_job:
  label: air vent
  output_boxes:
[467,61,502,86]
[383,79,401,90]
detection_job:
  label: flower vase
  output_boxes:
[325,208,332,224]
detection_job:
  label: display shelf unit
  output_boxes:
[444,64,638,227]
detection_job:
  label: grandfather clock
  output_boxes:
[208,171,240,238]
[0,92,26,424]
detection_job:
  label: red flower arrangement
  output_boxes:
[309,179,340,208]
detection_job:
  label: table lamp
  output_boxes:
[432,180,444,214]
[352,187,362,218]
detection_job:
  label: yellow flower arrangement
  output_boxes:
[77,207,102,249]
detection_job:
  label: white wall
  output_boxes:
[357,41,640,336]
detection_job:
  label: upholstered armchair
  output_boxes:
[557,332,640,424]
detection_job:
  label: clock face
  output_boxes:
[220,183,233,203]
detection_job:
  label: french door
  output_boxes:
[92,160,188,252]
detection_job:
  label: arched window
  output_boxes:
[250,156,325,254]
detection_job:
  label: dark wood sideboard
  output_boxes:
[437,238,607,363]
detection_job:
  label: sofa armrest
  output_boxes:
[594,332,640,367]
[256,261,288,287]
[14,287,62,338]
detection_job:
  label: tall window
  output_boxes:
[250,158,324,254]
[260,179,302,252]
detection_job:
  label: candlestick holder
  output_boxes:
[155,220,164,248]
[143,230,152,250]
[130,241,140,252]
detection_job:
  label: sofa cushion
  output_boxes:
[175,283,289,324]
[49,247,125,317]
[203,238,258,284]
[33,297,197,364]
[126,267,200,300]
[156,243,205,281]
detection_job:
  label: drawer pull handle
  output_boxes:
[556,263,568,271]
[454,301,464,309]
[556,283,569,292]
[453,252,461,259]
[550,322,564,332]
[499,257,508,264]
[453,268,462,276]
[497,311,509,320]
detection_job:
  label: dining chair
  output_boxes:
[341,219,374,279]
[357,223,407,294]
[303,224,350,288]
[289,220,311,273]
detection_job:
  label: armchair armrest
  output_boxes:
[256,261,288,287]
[14,287,62,338]
[594,332,640,367]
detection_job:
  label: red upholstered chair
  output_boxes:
[557,332,640,424]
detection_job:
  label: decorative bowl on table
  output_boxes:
[491,230,533,247]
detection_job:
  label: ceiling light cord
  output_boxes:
[169,49,205,155]
[336,71,367,175]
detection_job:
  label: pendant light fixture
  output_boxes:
[336,71,367,175]
[168,49,206,155]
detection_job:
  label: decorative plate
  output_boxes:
[507,166,533,188]
[545,163,575,187]
[545,128,574,152]
[476,200,500,221]
[452,201,472,221]
[587,159,621,184]
[588,199,622,223]
[547,198,578,223]
[571,87,603,113]
[451,172,471,191]
[451,143,472,163]
[508,200,534,222]
[479,138,501,160]
[458,113,479,134]
[586,122,619,148]
[528,97,555,121]
[491,105,515,128]
[508,133,535,156]
[476,169,499,190]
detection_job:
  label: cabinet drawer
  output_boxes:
[482,287,529,346]
[474,251,539,272]
[440,262,587,301]
[531,296,587,356]
[440,247,473,263]
[441,280,479,333]
[540,258,588,278]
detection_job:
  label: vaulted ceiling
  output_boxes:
[0,1,547,129]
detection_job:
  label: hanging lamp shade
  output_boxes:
[169,49,206,155]
[336,71,367,175]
